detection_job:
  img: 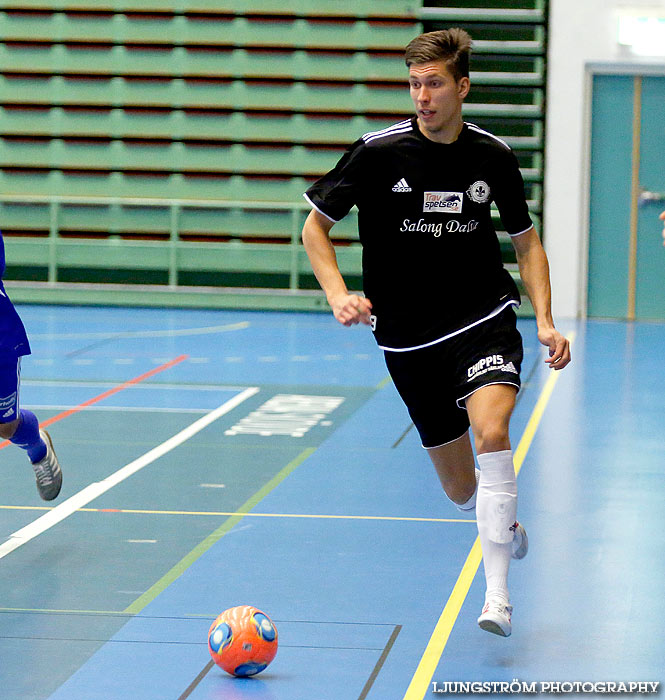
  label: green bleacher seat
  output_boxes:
[0,1,419,17]
[0,0,546,312]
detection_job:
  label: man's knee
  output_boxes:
[446,478,477,506]
[474,422,511,454]
[0,418,20,439]
[426,432,477,505]
[466,384,516,454]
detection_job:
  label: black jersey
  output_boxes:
[304,118,533,351]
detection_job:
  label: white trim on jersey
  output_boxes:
[364,125,413,144]
[302,193,339,223]
[508,224,534,237]
[378,299,520,353]
[465,122,510,150]
[362,119,413,144]
[15,356,22,418]
[465,124,533,237]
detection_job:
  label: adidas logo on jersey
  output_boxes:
[501,361,518,374]
[392,178,412,193]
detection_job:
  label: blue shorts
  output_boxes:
[0,355,21,423]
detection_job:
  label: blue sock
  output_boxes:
[10,410,47,463]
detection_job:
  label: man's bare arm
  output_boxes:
[302,209,372,327]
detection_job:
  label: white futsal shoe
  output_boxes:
[511,521,528,560]
[31,430,62,501]
[478,598,513,637]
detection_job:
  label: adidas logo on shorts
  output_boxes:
[467,355,518,381]
[392,178,412,193]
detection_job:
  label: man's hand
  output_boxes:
[660,210,665,246]
[329,293,373,327]
[538,327,571,370]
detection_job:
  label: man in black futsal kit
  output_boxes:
[302,29,570,637]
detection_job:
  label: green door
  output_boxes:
[588,72,665,320]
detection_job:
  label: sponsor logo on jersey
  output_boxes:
[399,218,479,237]
[400,218,443,237]
[446,219,479,233]
[423,191,463,213]
[466,180,491,204]
[0,392,17,410]
[392,178,412,192]
[467,354,508,381]
[2,408,14,418]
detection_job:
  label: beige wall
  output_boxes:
[544,0,665,318]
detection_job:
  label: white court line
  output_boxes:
[22,380,252,392]
[22,405,212,414]
[0,387,259,561]
[29,321,250,340]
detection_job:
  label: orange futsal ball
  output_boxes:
[208,605,278,677]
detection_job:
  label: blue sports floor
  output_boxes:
[0,306,663,699]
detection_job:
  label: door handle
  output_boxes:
[639,188,665,205]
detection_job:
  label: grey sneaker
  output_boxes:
[511,521,528,560]
[31,430,62,501]
[478,598,513,637]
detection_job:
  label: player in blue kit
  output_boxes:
[0,232,62,500]
[302,29,570,637]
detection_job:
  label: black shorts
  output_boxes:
[384,308,523,448]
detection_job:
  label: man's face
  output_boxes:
[408,60,470,141]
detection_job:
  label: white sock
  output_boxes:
[476,450,517,603]
[456,468,480,512]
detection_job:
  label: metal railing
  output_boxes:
[0,194,326,291]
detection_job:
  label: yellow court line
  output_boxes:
[0,504,473,525]
[403,332,575,700]
[0,606,131,616]
[0,606,217,617]
[0,505,52,512]
[376,375,393,390]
